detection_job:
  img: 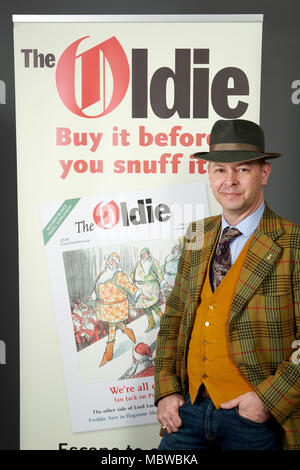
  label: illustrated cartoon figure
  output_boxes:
[81,308,99,345]
[161,244,181,301]
[90,252,147,367]
[71,301,86,350]
[71,301,98,350]
[119,341,156,379]
[72,309,84,349]
[131,247,164,332]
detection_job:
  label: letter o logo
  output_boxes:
[93,200,120,229]
[56,36,130,118]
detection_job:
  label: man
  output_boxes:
[154,119,300,450]
[91,252,145,367]
[131,247,164,332]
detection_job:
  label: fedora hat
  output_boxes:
[193,119,281,163]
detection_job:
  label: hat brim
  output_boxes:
[192,150,282,163]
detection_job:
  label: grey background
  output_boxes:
[0,0,299,450]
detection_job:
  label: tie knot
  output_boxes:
[220,226,242,245]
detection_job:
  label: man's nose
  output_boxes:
[223,171,238,186]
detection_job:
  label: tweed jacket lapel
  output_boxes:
[229,203,283,324]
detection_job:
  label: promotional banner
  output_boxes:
[13,14,263,448]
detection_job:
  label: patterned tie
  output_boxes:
[211,226,242,291]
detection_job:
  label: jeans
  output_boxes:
[158,394,283,451]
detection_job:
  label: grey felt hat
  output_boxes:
[193,119,281,162]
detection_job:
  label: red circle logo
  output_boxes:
[56,36,130,118]
[93,200,120,229]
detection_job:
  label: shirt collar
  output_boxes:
[221,201,265,238]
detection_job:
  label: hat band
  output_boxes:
[210,142,264,152]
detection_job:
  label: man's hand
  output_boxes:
[220,391,272,423]
[157,393,185,433]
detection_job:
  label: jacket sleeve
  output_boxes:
[254,225,300,425]
[154,231,192,405]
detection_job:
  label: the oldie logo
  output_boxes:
[56,36,130,118]
[22,35,250,120]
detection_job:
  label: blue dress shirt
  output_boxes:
[220,201,265,264]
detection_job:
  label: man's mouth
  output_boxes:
[220,192,242,196]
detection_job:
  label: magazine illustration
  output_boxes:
[40,182,208,432]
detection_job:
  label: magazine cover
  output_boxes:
[40,182,208,432]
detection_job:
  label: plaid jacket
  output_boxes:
[154,203,300,450]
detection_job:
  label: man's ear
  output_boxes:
[262,161,272,186]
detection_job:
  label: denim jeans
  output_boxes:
[158,394,283,451]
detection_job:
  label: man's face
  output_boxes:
[208,160,272,220]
